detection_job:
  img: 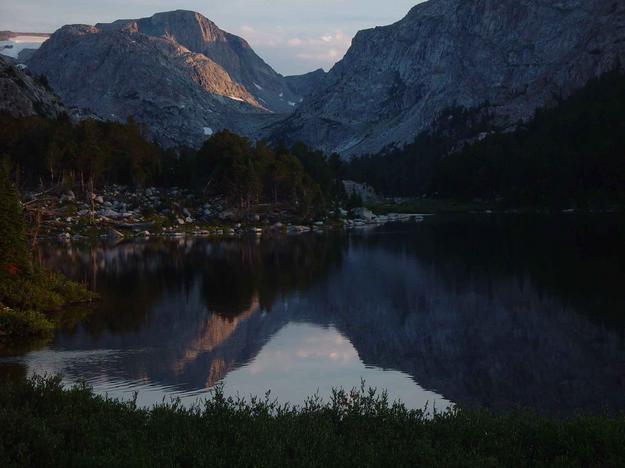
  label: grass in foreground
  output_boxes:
[0,377,624,467]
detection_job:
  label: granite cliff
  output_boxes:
[274,0,625,156]
[26,11,300,147]
[0,55,64,118]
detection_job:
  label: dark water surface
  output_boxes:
[2,215,625,413]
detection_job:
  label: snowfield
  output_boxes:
[0,35,48,59]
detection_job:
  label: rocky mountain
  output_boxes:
[285,69,327,99]
[16,49,37,62]
[95,11,301,113]
[26,11,300,147]
[274,0,625,156]
[0,55,64,118]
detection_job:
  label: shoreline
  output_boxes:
[22,186,625,244]
[22,185,427,243]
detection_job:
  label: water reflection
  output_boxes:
[2,215,625,413]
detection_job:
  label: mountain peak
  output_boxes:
[96,10,223,44]
[92,10,298,110]
[26,9,308,147]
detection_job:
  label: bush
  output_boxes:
[0,160,94,340]
[0,306,54,338]
[0,377,624,467]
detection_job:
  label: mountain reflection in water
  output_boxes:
[2,215,625,413]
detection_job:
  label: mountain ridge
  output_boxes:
[25,11,302,148]
[0,54,64,119]
[273,0,625,156]
[93,10,300,113]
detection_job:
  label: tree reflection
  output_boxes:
[37,234,347,334]
[22,217,625,415]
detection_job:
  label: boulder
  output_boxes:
[105,228,124,240]
[351,207,376,222]
[219,209,237,221]
[99,208,120,218]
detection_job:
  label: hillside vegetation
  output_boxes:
[347,69,625,209]
[0,115,344,214]
[0,163,92,340]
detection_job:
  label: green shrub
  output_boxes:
[0,161,94,340]
[0,377,624,467]
[0,306,54,338]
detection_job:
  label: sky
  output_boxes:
[0,0,422,75]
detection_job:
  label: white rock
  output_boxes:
[351,207,376,222]
[99,209,120,218]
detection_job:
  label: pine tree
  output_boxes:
[0,161,30,274]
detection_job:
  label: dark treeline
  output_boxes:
[432,69,625,207]
[345,105,494,197]
[7,69,624,211]
[0,115,345,212]
[0,115,162,188]
[346,69,625,208]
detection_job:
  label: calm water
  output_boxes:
[2,215,625,413]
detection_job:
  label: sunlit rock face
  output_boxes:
[96,11,301,114]
[275,0,625,156]
[25,11,300,148]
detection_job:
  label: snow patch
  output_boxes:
[203,127,214,136]
[253,83,263,90]
[228,95,245,102]
[288,101,296,107]
[0,35,48,59]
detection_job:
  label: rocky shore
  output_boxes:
[23,186,424,243]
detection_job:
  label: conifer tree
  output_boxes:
[0,161,30,274]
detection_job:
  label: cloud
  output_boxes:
[237,25,353,73]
